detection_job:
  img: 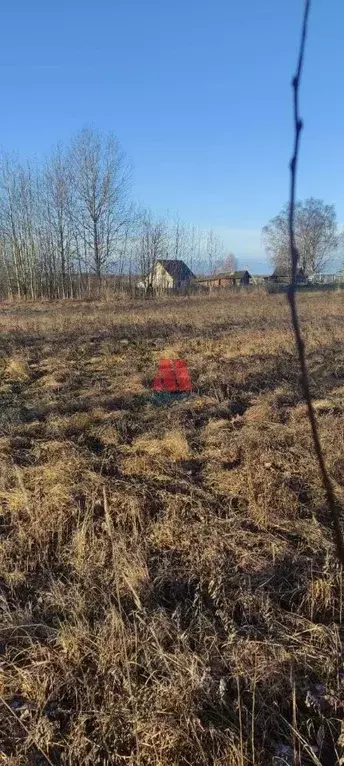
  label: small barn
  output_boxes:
[138,259,196,293]
[265,266,306,285]
[197,270,251,289]
[231,270,251,286]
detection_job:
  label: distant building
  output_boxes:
[265,266,306,284]
[197,270,251,289]
[137,259,196,292]
[231,270,251,285]
[308,273,344,285]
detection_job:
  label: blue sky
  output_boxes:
[1,1,344,272]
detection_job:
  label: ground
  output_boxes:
[0,291,343,765]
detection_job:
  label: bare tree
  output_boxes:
[136,210,168,290]
[0,154,24,298]
[0,154,40,299]
[41,145,74,298]
[69,128,130,289]
[206,229,226,274]
[214,252,238,274]
[169,215,195,264]
[17,162,39,300]
[0,132,133,300]
[263,198,342,276]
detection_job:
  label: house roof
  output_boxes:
[158,259,196,281]
[271,266,304,278]
[272,266,291,277]
[233,270,251,279]
[211,272,233,280]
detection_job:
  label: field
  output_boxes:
[0,291,343,766]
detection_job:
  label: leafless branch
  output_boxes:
[287,0,344,565]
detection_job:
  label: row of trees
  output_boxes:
[0,128,233,300]
[262,198,343,276]
[2,125,339,300]
[0,129,128,299]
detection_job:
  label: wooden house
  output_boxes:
[137,259,196,293]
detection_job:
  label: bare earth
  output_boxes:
[0,292,343,765]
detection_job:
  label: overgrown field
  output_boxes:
[0,292,344,766]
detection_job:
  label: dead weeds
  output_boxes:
[0,292,343,765]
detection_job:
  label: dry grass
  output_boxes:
[0,291,343,765]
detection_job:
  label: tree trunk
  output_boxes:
[93,217,101,296]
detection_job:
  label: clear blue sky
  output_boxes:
[1,1,344,272]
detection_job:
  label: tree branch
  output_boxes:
[287,0,344,565]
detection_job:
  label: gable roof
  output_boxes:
[272,266,305,278]
[233,270,251,279]
[272,266,291,277]
[210,271,233,280]
[158,259,196,281]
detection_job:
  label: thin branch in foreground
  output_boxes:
[287,0,344,565]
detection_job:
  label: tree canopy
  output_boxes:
[262,198,342,275]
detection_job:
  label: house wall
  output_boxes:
[151,262,174,290]
[152,263,195,291]
[196,278,230,289]
[199,276,247,289]
[238,274,250,285]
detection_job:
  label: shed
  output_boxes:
[197,270,251,289]
[265,266,306,284]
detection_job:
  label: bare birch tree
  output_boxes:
[214,252,238,274]
[41,146,74,297]
[69,128,130,289]
[0,154,25,298]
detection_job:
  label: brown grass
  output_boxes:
[0,291,343,765]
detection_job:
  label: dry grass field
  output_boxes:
[0,291,344,765]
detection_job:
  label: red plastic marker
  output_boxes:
[153,359,192,393]
[174,359,192,392]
